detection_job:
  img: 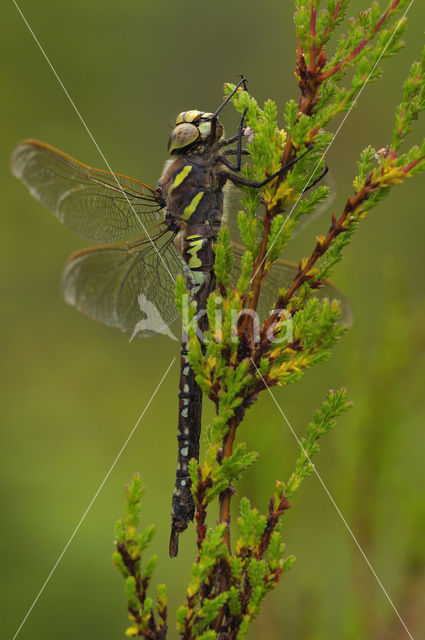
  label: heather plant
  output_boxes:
[113,1,425,637]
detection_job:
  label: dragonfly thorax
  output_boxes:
[168,110,224,155]
[159,152,225,235]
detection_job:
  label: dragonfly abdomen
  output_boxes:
[169,224,218,557]
[160,154,224,557]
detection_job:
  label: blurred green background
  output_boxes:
[2,1,425,638]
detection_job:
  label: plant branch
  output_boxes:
[218,418,238,552]
[320,0,404,80]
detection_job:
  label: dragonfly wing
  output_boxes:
[63,229,184,338]
[293,171,336,233]
[221,182,246,246]
[223,175,352,325]
[11,139,162,243]
[222,173,336,246]
[230,243,353,326]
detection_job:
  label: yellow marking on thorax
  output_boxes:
[182,191,204,221]
[168,165,192,196]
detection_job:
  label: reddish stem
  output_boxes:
[261,175,380,340]
[319,0,341,48]
[258,495,291,558]
[309,4,317,73]
[320,0,402,80]
[402,155,425,174]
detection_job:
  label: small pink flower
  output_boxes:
[244,126,255,143]
[375,147,389,160]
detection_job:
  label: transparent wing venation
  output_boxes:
[11,139,163,243]
[63,228,185,338]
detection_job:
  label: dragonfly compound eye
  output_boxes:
[198,121,212,138]
[182,110,203,123]
[174,110,203,125]
[167,123,200,154]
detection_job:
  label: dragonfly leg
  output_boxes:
[219,152,247,172]
[218,106,249,172]
[210,74,248,144]
[303,163,329,191]
[213,74,247,119]
[219,132,239,146]
[223,148,250,156]
[223,147,312,189]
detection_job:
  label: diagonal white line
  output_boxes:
[12,0,176,284]
[250,358,414,640]
[251,0,416,284]
[11,357,176,640]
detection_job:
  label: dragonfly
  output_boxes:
[11,79,349,556]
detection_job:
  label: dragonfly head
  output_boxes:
[167,110,224,155]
